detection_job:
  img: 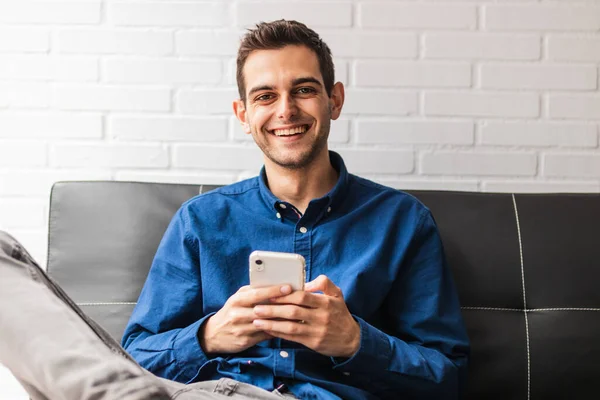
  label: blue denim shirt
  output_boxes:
[122,152,469,400]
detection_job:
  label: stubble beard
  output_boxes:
[252,115,331,171]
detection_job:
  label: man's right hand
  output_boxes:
[199,284,293,354]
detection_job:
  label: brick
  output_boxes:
[321,31,417,59]
[115,171,236,185]
[359,3,476,29]
[372,178,480,192]
[53,57,99,82]
[333,149,414,174]
[355,61,471,88]
[104,58,221,85]
[421,152,537,176]
[0,141,47,167]
[0,55,98,81]
[424,33,540,60]
[177,88,238,114]
[176,30,243,56]
[0,199,46,230]
[0,170,112,197]
[54,85,171,112]
[484,5,600,31]
[108,2,226,27]
[548,95,600,119]
[0,83,50,108]
[548,36,600,62]
[0,112,102,139]
[58,29,172,56]
[543,154,600,178]
[480,64,597,90]
[0,1,101,24]
[480,121,597,147]
[483,180,599,193]
[109,115,227,142]
[0,28,49,52]
[173,145,263,170]
[50,143,168,168]
[236,2,352,28]
[356,119,473,145]
[425,92,539,118]
[343,90,418,115]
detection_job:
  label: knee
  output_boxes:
[0,230,19,256]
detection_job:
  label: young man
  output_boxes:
[122,20,469,399]
[0,20,468,400]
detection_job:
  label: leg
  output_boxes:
[169,379,294,399]
[0,232,293,400]
[0,231,172,400]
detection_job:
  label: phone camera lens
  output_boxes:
[255,260,263,265]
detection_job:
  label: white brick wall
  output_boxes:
[0,1,599,396]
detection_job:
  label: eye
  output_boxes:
[295,87,316,95]
[255,93,274,102]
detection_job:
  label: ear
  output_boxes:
[233,99,251,134]
[329,82,345,121]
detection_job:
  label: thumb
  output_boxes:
[305,275,343,298]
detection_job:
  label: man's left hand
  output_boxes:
[252,274,360,358]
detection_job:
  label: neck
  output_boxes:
[263,150,338,214]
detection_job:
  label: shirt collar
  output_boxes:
[258,151,350,213]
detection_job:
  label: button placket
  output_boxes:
[272,348,295,378]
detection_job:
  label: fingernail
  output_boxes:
[280,285,291,294]
[254,306,265,315]
[253,320,265,327]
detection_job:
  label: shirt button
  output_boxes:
[343,372,350,376]
[327,207,332,213]
[276,212,281,219]
[279,204,287,209]
[299,227,307,234]
[279,350,289,358]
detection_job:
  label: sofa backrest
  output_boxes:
[47,181,600,400]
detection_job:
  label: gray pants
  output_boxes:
[0,231,295,400]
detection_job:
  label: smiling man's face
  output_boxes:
[234,45,344,170]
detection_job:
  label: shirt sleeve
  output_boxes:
[121,205,212,384]
[331,208,470,399]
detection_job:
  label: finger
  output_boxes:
[233,285,292,307]
[267,290,322,308]
[227,307,264,324]
[237,324,275,337]
[304,275,343,297]
[253,304,310,322]
[261,330,309,347]
[253,319,309,336]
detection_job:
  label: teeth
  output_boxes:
[272,125,307,136]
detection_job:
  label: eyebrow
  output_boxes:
[291,77,323,87]
[247,77,323,97]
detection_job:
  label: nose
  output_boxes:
[276,94,298,120]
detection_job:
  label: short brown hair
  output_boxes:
[236,20,335,103]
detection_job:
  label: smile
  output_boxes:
[270,125,309,137]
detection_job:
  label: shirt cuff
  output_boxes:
[331,315,392,372]
[173,312,216,382]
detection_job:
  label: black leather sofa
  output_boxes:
[46,181,600,400]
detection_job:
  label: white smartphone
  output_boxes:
[249,250,306,291]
